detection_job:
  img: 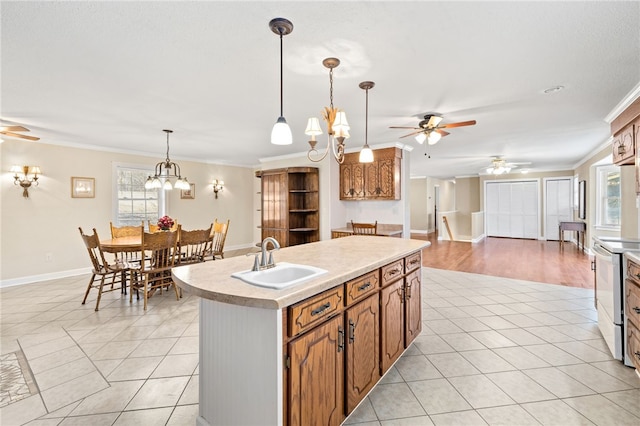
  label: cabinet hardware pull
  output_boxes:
[338,326,344,352]
[591,261,596,271]
[633,307,640,314]
[358,282,371,292]
[389,269,399,276]
[406,284,412,299]
[349,319,355,343]
[311,302,331,316]
[636,273,640,280]
[635,351,640,360]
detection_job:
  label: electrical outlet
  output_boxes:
[45,253,53,262]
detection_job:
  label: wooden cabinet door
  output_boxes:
[634,118,640,194]
[345,294,380,413]
[404,269,422,347]
[340,163,354,199]
[364,161,380,198]
[340,157,365,200]
[613,125,635,165]
[380,279,404,374]
[261,171,289,245]
[288,315,345,426]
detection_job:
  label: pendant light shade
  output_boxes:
[358,81,375,163]
[269,18,294,145]
[145,129,189,191]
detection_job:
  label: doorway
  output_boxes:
[544,177,573,241]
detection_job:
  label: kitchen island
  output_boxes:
[172,236,429,426]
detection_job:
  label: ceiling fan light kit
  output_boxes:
[269,18,294,146]
[390,114,475,146]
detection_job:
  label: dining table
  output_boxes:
[100,236,142,253]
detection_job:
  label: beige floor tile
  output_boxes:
[496,328,546,346]
[554,341,613,363]
[523,367,596,398]
[150,353,199,378]
[413,335,454,355]
[427,352,481,377]
[590,361,640,388]
[425,319,464,334]
[23,418,62,425]
[468,330,517,348]
[34,356,97,391]
[41,371,109,412]
[167,336,198,355]
[106,356,163,381]
[459,349,516,374]
[380,416,433,425]
[89,340,142,361]
[562,394,640,426]
[177,375,199,406]
[167,404,199,426]
[0,394,47,425]
[147,323,189,339]
[448,375,515,408]
[70,380,145,416]
[129,337,178,358]
[379,366,404,384]
[344,397,377,424]
[523,343,583,366]
[449,317,492,332]
[408,379,471,415]
[558,364,633,393]
[524,326,576,343]
[18,328,68,348]
[28,345,86,375]
[111,325,157,341]
[125,376,190,410]
[368,382,426,420]
[39,401,81,419]
[439,333,486,351]
[477,405,540,425]
[21,335,76,360]
[601,389,640,417]
[394,355,442,382]
[477,315,519,330]
[430,409,488,425]
[58,412,120,425]
[93,359,123,377]
[486,370,555,403]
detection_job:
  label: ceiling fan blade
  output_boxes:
[0,130,40,141]
[389,126,421,129]
[435,129,450,137]
[1,125,29,132]
[439,120,477,129]
[399,130,422,138]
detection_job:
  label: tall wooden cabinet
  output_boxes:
[340,147,401,200]
[256,167,319,247]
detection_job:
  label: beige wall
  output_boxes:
[454,176,480,238]
[410,177,428,231]
[1,140,255,284]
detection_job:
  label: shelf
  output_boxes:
[289,209,318,213]
[290,228,318,232]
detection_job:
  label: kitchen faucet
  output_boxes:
[248,237,281,271]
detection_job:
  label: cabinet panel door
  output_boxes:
[364,162,379,198]
[288,315,345,426]
[352,163,365,199]
[380,279,404,374]
[346,294,380,413]
[340,163,354,199]
[404,269,422,347]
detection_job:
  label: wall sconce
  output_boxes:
[213,179,224,199]
[11,165,41,198]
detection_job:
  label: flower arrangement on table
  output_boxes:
[157,215,175,231]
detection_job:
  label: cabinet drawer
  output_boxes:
[289,286,344,336]
[381,259,404,287]
[627,322,640,371]
[627,260,640,286]
[345,271,379,306]
[405,252,421,273]
[626,279,640,331]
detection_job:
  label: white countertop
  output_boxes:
[172,236,430,309]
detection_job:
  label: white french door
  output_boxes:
[485,180,539,239]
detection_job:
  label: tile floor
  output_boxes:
[1,266,639,425]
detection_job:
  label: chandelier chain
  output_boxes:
[329,67,334,109]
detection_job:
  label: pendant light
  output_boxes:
[358,81,375,163]
[269,18,293,145]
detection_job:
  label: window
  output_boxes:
[596,165,620,228]
[114,165,165,227]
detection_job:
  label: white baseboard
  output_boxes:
[1,267,91,288]
[471,234,486,244]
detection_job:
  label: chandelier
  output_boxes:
[306,58,351,163]
[486,158,511,175]
[145,129,189,191]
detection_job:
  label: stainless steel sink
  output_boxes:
[231,262,327,289]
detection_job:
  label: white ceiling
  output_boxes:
[2,1,639,179]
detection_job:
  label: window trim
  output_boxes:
[112,162,167,228]
[595,164,621,230]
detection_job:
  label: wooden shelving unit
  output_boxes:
[255,167,319,247]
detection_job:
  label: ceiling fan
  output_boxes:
[484,157,531,175]
[1,125,40,141]
[390,114,476,145]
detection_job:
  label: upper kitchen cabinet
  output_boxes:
[340,147,401,201]
[611,97,640,167]
[256,167,319,247]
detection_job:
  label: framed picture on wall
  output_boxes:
[71,177,95,198]
[181,183,195,199]
[578,180,586,219]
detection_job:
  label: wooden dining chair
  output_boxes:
[109,222,144,265]
[174,225,213,297]
[78,227,129,311]
[351,220,378,235]
[209,218,230,260]
[129,226,180,310]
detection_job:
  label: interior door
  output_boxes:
[545,178,572,241]
[485,180,538,239]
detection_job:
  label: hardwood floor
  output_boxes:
[413,233,594,289]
